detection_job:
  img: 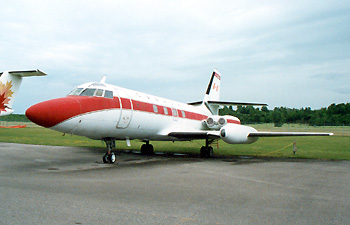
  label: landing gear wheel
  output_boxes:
[103,138,116,164]
[200,146,207,158]
[207,146,213,157]
[200,138,214,158]
[200,146,214,158]
[141,144,154,155]
[108,152,116,163]
[103,152,116,164]
[103,153,109,163]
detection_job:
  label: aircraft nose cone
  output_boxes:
[26,97,81,128]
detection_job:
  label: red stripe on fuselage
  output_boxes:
[131,99,207,120]
[26,95,209,128]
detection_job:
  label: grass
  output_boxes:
[0,124,349,160]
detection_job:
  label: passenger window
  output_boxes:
[181,110,186,118]
[95,89,104,97]
[80,88,96,96]
[68,88,83,96]
[172,109,178,117]
[153,105,158,113]
[104,90,113,99]
[163,107,168,115]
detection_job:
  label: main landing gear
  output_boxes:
[141,141,154,155]
[103,138,116,163]
[200,138,214,158]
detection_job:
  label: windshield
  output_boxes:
[80,88,96,96]
[68,88,83,96]
[68,88,113,98]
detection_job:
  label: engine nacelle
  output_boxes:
[205,115,240,130]
[219,124,259,144]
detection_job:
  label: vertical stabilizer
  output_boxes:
[203,69,221,115]
[204,69,221,102]
[0,70,46,116]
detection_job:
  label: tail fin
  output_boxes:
[0,70,46,116]
[204,69,221,102]
[202,69,221,115]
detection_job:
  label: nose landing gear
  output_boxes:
[103,138,116,163]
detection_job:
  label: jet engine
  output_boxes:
[205,115,240,130]
[219,124,259,144]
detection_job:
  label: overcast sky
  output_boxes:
[1,0,349,114]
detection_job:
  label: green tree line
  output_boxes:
[0,114,30,122]
[219,103,350,126]
[1,102,349,126]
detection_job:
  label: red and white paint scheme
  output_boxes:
[26,70,333,163]
[0,70,46,117]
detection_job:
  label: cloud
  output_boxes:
[1,0,350,113]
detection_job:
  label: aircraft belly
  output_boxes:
[124,110,204,141]
[51,107,206,141]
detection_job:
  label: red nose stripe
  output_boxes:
[26,97,82,128]
[26,96,120,128]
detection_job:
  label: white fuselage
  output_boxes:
[26,81,238,141]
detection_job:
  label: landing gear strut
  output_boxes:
[103,138,116,163]
[200,138,214,158]
[141,141,154,155]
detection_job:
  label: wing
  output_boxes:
[248,132,333,137]
[187,100,267,106]
[168,131,220,140]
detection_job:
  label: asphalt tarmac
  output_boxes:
[1,142,350,225]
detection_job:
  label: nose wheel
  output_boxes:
[103,152,116,163]
[103,138,116,163]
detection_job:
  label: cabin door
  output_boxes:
[116,89,133,129]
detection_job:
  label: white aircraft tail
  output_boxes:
[202,69,221,115]
[204,69,221,102]
[187,70,222,115]
[0,70,46,116]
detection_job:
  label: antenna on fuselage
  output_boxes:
[100,75,107,84]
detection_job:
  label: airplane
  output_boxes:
[0,70,46,117]
[25,70,333,163]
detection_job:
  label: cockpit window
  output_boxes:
[68,87,113,98]
[68,88,83,96]
[104,90,113,99]
[95,89,104,97]
[80,88,96,96]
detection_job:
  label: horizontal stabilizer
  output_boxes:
[8,69,46,77]
[188,100,267,106]
[248,132,334,137]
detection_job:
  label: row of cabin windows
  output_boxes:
[68,88,186,117]
[68,88,113,99]
[152,104,186,118]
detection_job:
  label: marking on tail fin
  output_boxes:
[214,72,221,80]
[213,83,219,92]
[0,80,14,113]
[205,71,216,95]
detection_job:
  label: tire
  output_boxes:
[141,144,154,155]
[208,147,213,157]
[103,153,109,163]
[200,146,206,158]
[141,144,147,155]
[109,152,116,163]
